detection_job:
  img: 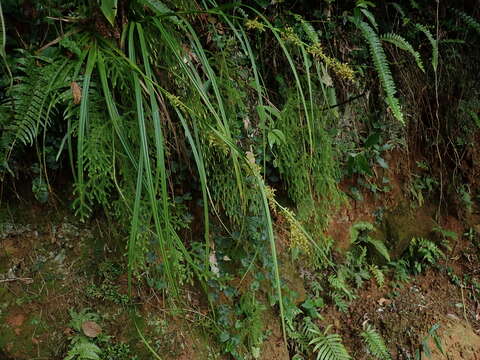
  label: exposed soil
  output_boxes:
[0,203,215,359]
[1,151,480,359]
[321,210,480,359]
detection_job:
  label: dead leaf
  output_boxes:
[71,82,82,105]
[82,321,102,338]
[476,303,480,321]
[246,151,256,165]
[6,314,25,328]
[209,251,220,277]
[377,297,391,306]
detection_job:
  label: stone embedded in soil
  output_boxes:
[382,203,436,258]
[424,320,480,360]
[81,321,102,338]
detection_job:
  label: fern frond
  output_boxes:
[349,221,374,244]
[381,33,425,72]
[328,274,354,300]
[300,19,319,43]
[1,55,71,158]
[309,325,351,360]
[360,324,391,360]
[72,85,114,217]
[453,8,480,34]
[369,265,385,287]
[352,19,404,123]
[330,292,349,312]
[360,8,378,31]
[65,337,101,360]
[415,23,438,71]
[365,236,390,262]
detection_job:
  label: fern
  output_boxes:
[453,8,480,34]
[364,237,391,262]
[309,325,351,360]
[360,8,379,31]
[369,265,385,287]
[68,309,99,332]
[350,222,390,261]
[415,24,438,71]
[349,221,374,243]
[71,85,114,218]
[381,33,425,72]
[1,54,71,162]
[352,19,404,123]
[328,274,354,300]
[330,292,349,313]
[65,337,101,360]
[360,324,391,360]
[415,238,444,264]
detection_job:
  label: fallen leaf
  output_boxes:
[71,82,82,105]
[377,297,391,306]
[6,314,25,328]
[447,313,460,321]
[82,321,102,338]
[209,251,220,277]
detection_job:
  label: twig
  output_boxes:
[35,28,80,54]
[46,16,85,23]
[461,284,470,326]
[0,277,34,284]
[319,91,367,112]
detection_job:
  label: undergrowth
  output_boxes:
[0,0,478,359]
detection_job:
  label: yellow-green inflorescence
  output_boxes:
[307,43,355,81]
[245,18,266,32]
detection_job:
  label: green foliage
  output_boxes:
[360,324,391,360]
[65,308,138,360]
[1,1,478,358]
[407,237,445,274]
[309,325,351,360]
[409,172,438,207]
[350,222,390,262]
[69,309,99,333]
[453,9,480,34]
[0,54,71,166]
[381,33,425,72]
[329,292,349,313]
[99,0,117,25]
[415,24,438,72]
[86,261,129,305]
[417,324,445,359]
[103,343,138,360]
[369,265,385,287]
[352,18,404,123]
[65,309,102,360]
[65,338,102,360]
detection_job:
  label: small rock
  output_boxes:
[377,297,391,306]
[82,321,102,338]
